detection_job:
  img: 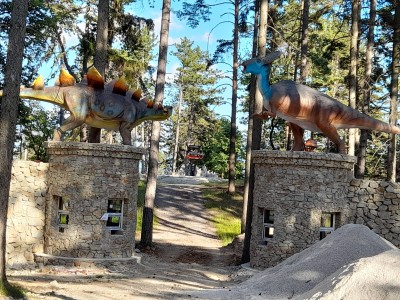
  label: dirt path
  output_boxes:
[149,183,230,266]
[6,177,252,300]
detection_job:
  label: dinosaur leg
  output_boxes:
[53,115,85,141]
[289,123,305,151]
[53,128,64,141]
[119,122,132,145]
[318,123,346,154]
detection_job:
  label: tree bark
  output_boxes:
[172,88,183,175]
[299,0,309,83]
[348,0,360,156]
[387,0,400,182]
[356,0,375,179]
[242,0,268,264]
[227,0,240,194]
[89,0,109,143]
[140,0,170,247]
[242,0,260,234]
[0,0,29,286]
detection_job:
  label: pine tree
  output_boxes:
[0,0,28,295]
[169,37,223,174]
[141,0,171,247]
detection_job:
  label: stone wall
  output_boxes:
[250,150,400,269]
[349,179,400,247]
[7,161,48,268]
[44,142,143,259]
[251,151,356,268]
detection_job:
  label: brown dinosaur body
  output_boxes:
[0,68,172,145]
[242,52,400,154]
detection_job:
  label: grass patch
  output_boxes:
[202,186,243,246]
[0,281,25,298]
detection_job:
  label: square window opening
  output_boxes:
[320,212,339,240]
[110,230,124,235]
[55,196,69,232]
[105,199,124,231]
[261,208,274,245]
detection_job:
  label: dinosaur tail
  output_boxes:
[339,111,400,135]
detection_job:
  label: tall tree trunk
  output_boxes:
[242,0,260,233]
[0,0,29,289]
[141,125,148,174]
[299,0,309,83]
[227,0,240,194]
[242,0,268,264]
[140,0,170,247]
[356,0,376,178]
[348,0,360,156]
[172,88,183,175]
[387,0,400,182]
[89,0,109,143]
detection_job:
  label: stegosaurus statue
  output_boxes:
[0,67,172,145]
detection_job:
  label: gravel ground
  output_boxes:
[189,224,400,300]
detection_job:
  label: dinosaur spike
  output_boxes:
[112,78,128,96]
[131,89,142,102]
[147,99,154,108]
[87,66,105,89]
[59,69,76,87]
[32,75,45,90]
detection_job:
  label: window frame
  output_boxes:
[262,209,274,242]
[105,199,124,231]
[320,212,337,240]
[55,196,69,232]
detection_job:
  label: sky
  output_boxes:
[38,0,252,130]
[126,0,252,125]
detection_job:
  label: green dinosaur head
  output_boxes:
[133,103,173,128]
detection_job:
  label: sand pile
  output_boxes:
[189,224,400,300]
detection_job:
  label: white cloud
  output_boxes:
[151,62,180,84]
[201,31,213,44]
[168,36,183,46]
[153,11,183,37]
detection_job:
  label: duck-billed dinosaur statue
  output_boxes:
[0,67,172,145]
[242,51,400,154]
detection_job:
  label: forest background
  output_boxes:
[0,0,399,183]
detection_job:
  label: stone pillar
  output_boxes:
[44,142,143,259]
[250,151,356,268]
[8,161,48,267]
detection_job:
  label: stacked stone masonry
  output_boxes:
[44,142,143,259]
[350,179,400,247]
[8,161,48,268]
[7,148,400,269]
[7,142,143,268]
[250,150,400,269]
